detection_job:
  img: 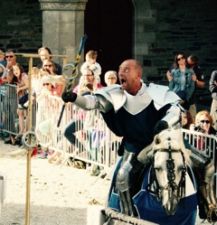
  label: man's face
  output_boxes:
[5,52,16,66]
[118,60,141,94]
[39,49,50,61]
[43,60,54,74]
[187,57,194,68]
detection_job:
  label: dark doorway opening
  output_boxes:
[84,0,133,85]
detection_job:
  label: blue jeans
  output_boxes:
[64,120,77,144]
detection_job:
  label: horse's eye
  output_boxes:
[154,167,162,172]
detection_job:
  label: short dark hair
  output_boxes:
[188,55,199,64]
[5,49,16,54]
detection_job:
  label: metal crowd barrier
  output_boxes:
[1,83,217,176]
[35,93,121,169]
[0,84,19,135]
[182,128,217,197]
[182,128,217,159]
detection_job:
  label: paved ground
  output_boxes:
[0,140,110,225]
[0,140,212,225]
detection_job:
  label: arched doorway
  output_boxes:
[84,0,134,85]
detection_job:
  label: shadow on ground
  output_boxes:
[0,203,86,225]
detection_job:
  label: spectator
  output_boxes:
[2,49,18,84]
[0,50,6,136]
[3,50,20,144]
[0,49,6,66]
[64,68,103,161]
[209,70,217,130]
[32,59,58,96]
[104,70,118,86]
[0,50,6,83]
[80,50,102,77]
[37,47,62,75]
[74,68,102,95]
[181,110,193,129]
[187,55,205,118]
[13,63,29,143]
[167,53,195,110]
[40,76,55,95]
[188,110,217,219]
[39,74,65,97]
[42,59,57,75]
[38,59,65,96]
[189,110,217,154]
[190,110,216,135]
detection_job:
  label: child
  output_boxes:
[80,50,102,77]
[13,63,29,143]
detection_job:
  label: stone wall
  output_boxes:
[0,0,217,83]
[144,0,217,82]
[0,0,42,67]
[0,0,42,52]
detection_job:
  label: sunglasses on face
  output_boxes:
[177,56,185,61]
[44,64,52,67]
[43,83,51,86]
[200,120,210,124]
[84,74,93,77]
[5,55,14,59]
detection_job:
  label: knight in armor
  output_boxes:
[62,59,184,215]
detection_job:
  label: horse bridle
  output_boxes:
[147,140,187,201]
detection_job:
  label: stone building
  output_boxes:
[0,0,217,90]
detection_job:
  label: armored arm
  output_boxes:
[162,103,182,128]
[154,103,183,134]
[62,92,113,113]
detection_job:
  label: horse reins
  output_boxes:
[148,138,187,200]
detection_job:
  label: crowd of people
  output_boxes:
[166,52,217,137]
[1,47,217,223]
[0,48,217,151]
[0,48,119,157]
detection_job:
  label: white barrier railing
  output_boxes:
[182,128,217,197]
[182,128,217,159]
[1,84,217,178]
[35,93,121,169]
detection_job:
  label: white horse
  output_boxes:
[137,128,192,216]
[102,128,217,225]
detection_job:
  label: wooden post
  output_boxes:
[24,57,33,225]
[17,52,69,225]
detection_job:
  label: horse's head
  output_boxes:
[138,128,190,215]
